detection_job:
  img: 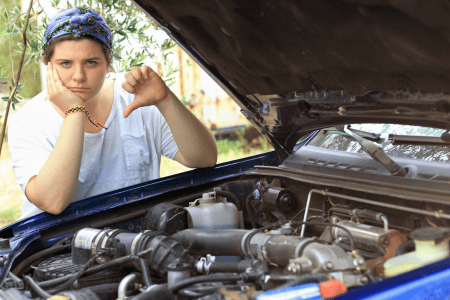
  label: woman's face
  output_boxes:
[49,38,109,103]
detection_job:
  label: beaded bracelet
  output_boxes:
[65,106,108,129]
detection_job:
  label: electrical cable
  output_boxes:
[170,273,258,294]
[24,276,52,299]
[246,193,258,229]
[139,257,153,287]
[48,256,97,294]
[39,248,153,288]
[12,244,70,275]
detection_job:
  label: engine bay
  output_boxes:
[2,176,450,300]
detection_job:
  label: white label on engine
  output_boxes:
[74,228,101,250]
[357,224,372,229]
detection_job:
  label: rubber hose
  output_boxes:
[48,256,97,294]
[39,255,135,288]
[24,276,52,299]
[139,258,153,287]
[13,244,70,275]
[133,285,175,300]
[172,229,248,256]
[275,273,330,290]
[80,283,120,294]
[395,240,416,256]
[246,193,258,228]
[170,273,258,294]
[216,191,243,211]
[208,261,252,273]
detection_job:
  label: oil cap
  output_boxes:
[410,227,450,243]
[0,238,10,250]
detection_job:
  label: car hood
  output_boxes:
[133,0,450,155]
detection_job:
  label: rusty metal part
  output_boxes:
[366,231,408,277]
[219,286,256,300]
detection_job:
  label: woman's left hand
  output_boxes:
[122,65,170,118]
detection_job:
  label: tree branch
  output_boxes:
[0,0,34,157]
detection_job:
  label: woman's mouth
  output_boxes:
[69,87,89,92]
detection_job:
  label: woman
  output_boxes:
[8,7,218,219]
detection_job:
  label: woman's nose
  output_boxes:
[72,66,86,82]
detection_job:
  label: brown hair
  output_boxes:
[42,35,114,71]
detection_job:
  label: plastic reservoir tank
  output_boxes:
[185,191,241,230]
[384,227,450,278]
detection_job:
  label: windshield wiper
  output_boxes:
[335,125,407,177]
[389,134,450,145]
[324,127,381,141]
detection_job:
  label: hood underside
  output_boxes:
[134,0,450,153]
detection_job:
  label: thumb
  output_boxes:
[123,99,142,118]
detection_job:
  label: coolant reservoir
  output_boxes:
[185,192,240,230]
[384,227,450,278]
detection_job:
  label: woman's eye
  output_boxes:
[61,62,70,66]
[87,61,97,65]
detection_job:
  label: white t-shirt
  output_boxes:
[8,73,179,220]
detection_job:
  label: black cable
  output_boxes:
[39,249,151,288]
[80,283,120,294]
[48,256,97,294]
[39,255,135,288]
[24,276,52,299]
[244,221,357,261]
[12,244,70,275]
[8,272,22,284]
[170,273,258,294]
[246,193,258,229]
[139,258,153,287]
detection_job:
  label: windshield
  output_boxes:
[307,124,450,162]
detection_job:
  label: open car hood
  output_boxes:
[133,0,450,155]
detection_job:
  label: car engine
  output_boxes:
[3,178,450,300]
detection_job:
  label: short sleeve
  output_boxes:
[8,116,53,192]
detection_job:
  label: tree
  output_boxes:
[0,0,178,156]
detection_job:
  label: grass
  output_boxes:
[0,134,272,227]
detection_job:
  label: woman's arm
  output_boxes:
[25,113,85,214]
[25,62,86,214]
[122,65,218,168]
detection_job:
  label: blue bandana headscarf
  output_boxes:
[43,7,113,50]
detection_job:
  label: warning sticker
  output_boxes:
[74,228,101,250]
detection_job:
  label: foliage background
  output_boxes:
[0,0,41,99]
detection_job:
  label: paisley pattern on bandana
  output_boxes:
[43,7,113,50]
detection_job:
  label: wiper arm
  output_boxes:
[324,127,381,141]
[389,134,450,145]
[335,125,407,177]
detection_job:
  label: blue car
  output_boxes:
[2,1,450,299]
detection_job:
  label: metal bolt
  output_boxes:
[280,195,293,207]
[380,236,389,245]
[256,182,262,189]
[325,261,333,270]
[287,263,300,273]
[360,277,369,284]
[357,258,365,266]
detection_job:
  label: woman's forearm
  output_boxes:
[25,113,85,214]
[156,91,218,168]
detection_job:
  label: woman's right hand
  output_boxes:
[47,62,84,113]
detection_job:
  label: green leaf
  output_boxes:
[24,54,34,66]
